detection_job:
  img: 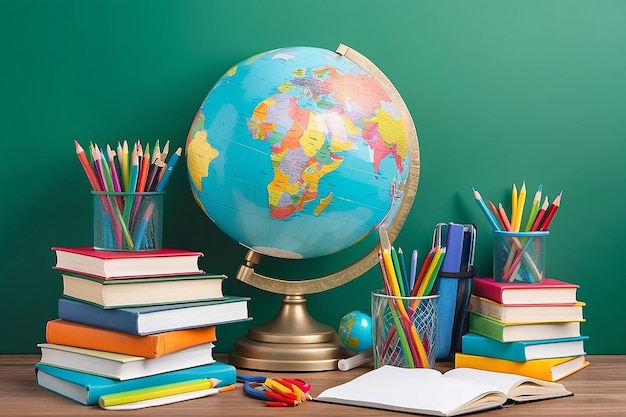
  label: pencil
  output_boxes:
[538,191,562,231]
[513,181,526,232]
[497,203,513,231]
[487,200,503,229]
[391,247,406,297]
[410,246,436,296]
[74,140,102,191]
[472,187,502,231]
[121,140,129,192]
[523,184,542,232]
[155,147,182,192]
[511,183,518,231]
[530,197,550,231]
[136,144,150,193]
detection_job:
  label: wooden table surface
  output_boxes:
[1,354,625,416]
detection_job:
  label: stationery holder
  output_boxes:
[432,223,477,361]
[92,191,164,251]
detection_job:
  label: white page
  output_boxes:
[316,366,506,415]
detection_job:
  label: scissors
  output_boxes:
[237,374,311,407]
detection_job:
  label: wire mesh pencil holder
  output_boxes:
[371,290,439,369]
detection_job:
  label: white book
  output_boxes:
[37,343,214,380]
[315,365,572,416]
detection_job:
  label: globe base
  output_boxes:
[228,295,348,371]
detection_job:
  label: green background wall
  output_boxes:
[2,0,624,355]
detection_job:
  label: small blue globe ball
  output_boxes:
[338,311,373,352]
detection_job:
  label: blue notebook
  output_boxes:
[434,223,465,360]
[35,361,236,405]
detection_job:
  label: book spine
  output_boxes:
[462,333,527,361]
[472,281,504,303]
[58,298,141,335]
[468,313,505,342]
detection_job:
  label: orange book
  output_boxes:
[45,319,216,358]
[455,352,589,382]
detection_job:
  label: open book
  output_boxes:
[315,365,572,416]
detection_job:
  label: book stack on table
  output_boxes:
[455,277,589,382]
[34,246,251,406]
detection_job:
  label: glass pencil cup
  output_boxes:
[371,290,439,369]
[493,230,548,283]
[92,191,164,251]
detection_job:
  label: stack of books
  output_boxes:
[455,277,589,382]
[35,246,251,406]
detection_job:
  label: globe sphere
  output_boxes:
[186,46,414,260]
[338,311,373,352]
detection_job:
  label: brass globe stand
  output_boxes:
[228,44,420,371]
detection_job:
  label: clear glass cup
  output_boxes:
[93,191,164,251]
[493,231,548,283]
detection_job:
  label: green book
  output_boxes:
[468,312,581,343]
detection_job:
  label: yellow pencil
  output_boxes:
[511,183,518,231]
[514,181,526,231]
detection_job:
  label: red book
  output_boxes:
[472,277,579,306]
[52,246,204,279]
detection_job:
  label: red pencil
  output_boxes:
[497,203,513,231]
[538,191,562,231]
[410,246,437,296]
[530,197,550,231]
[136,143,151,192]
[74,140,102,191]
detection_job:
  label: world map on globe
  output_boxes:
[186,46,413,259]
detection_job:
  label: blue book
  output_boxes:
[35,361,236,405]
[461,332,588,362]
[58,296,250,335]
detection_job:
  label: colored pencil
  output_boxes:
[120,140,129,191]
[530,197,550,231]
[513,181,526,232]
[410,246,436,296]
[538,191,562,231]
[523,184,542,231]
[390,247,406,297]
[74,140,102,191]
[472,187,502,231]
[497,203,513,231]
[155,147,182,191]
[409,249,418,294]
[511,183,518,231]
[136,144,150,193]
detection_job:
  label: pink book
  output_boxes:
[52,246,204,279]
[471,278,579,306]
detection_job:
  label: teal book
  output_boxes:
[461,332,588,362]
[34,361,236,405]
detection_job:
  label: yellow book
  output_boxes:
[455,352,589,382]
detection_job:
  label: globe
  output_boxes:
[338,311,373,352]
[186,45,413,260]
[185,44,419,371]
